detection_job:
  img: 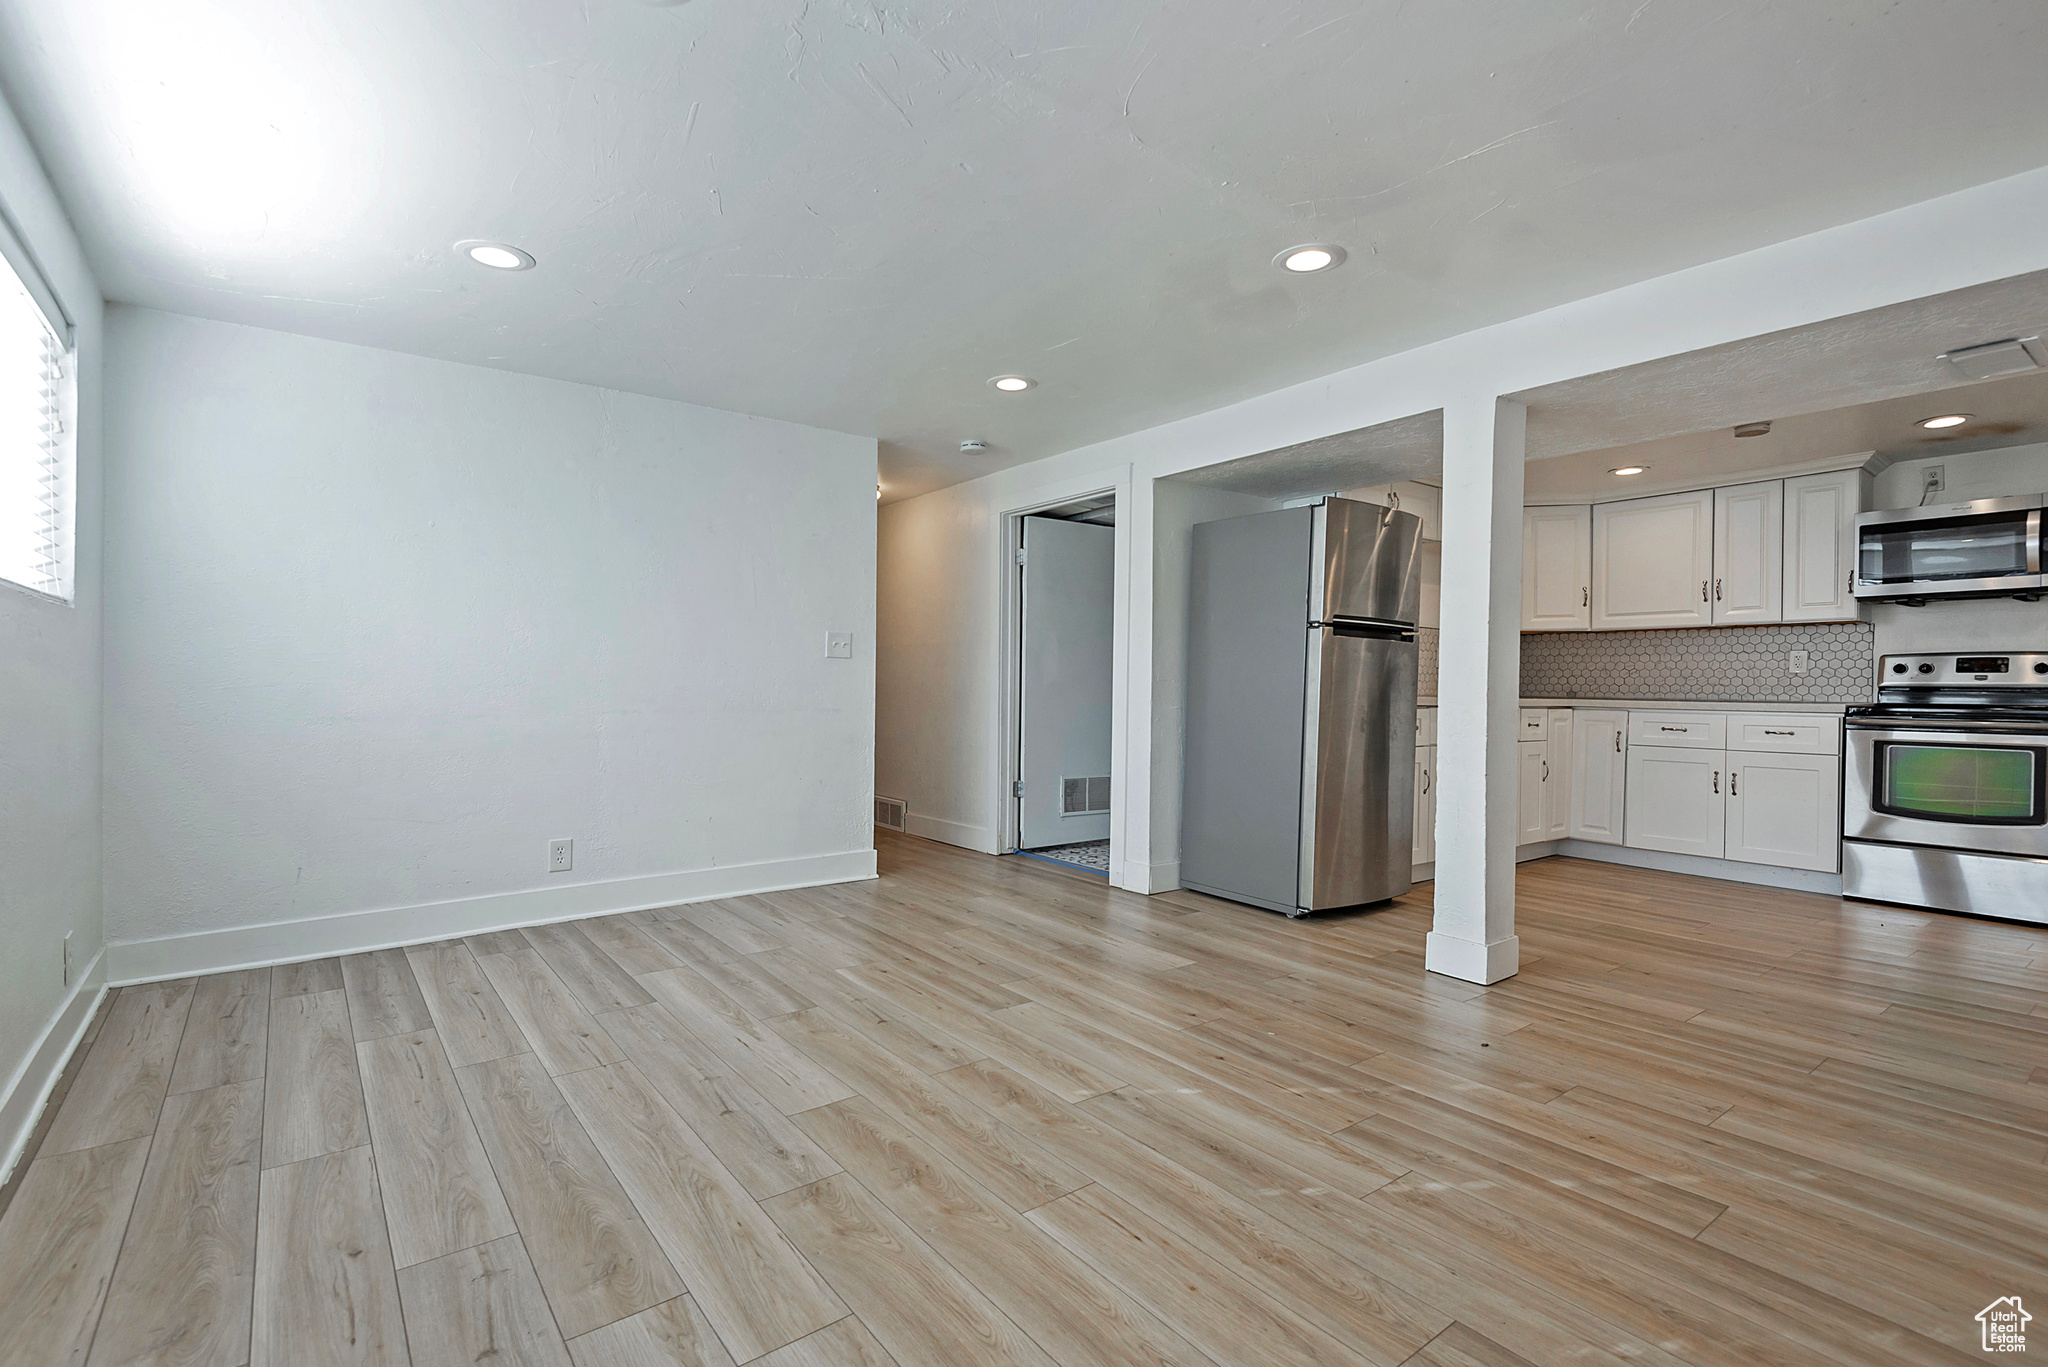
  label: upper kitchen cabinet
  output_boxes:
[1521,505,1592,631]
[1782,468,1872,622]
[1711,481,1784,624]
[1591,489,1714,630]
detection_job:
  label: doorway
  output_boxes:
[1013,494,1116,875]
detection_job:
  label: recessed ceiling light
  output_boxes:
[1732,421,1772,438]
[1609,465,1649,476]
[1919,413,1971,429]
[989,375,1036,392]
[456,240,535,271]
[1275,244,1347,273]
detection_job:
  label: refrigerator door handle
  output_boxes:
[1319,616,1416,642]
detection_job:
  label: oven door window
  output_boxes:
[1878,743,2045,824]
[1857,511,2035,583]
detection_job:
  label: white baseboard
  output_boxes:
[1553,840,1843,895]
[1120,860,1180,895]
[1,948,108,1187]
[903,812,995,853]
[107,848,878,986]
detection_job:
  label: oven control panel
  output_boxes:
[1879,653,2048,686]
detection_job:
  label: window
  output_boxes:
[0,254,68,600]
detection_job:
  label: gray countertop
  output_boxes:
[1417,697,1856,714]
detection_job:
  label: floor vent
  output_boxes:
[1062,776,1111,815]
[874,795,908,832]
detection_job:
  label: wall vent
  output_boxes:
[1062,776,1111,815]
[874,796,908,832]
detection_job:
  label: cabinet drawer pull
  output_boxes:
[1660,725,1687,732]
[1763,729,1794,736]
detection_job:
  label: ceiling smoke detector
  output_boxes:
[960,439,988,452]
[1939,337,2044,382]
[1733,421,1772,439]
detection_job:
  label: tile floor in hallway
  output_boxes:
[1,830,2044,1366]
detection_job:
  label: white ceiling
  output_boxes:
[4,1,2048,501]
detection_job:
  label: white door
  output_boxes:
[1782,469,1869,623]
[1727,752,1840,872]
[1544,710,1574,839]
[1568,709,1627,844]
[1521,506,1592,632]
[1412,745,1435,866]
[1711,481,1784,624]
[1517,741,1548,845]
[1592,490,1714,630]
[1018,516,1114,849]
[1624,744,1726,858]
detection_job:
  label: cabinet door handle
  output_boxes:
[1614,732,1621,753]
[1542,759,1549,781]
[1702,580,1709,602]
[1730,770,1738,797]
[1713,769,1720,794]
[1714,578,1722,601]
[1422,768,1429,794]
[1582,586,1589,607]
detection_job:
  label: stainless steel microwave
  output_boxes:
[1853,494,2046,604]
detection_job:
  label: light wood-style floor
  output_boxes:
[4,832,2045,1367]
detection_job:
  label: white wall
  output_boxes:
[0,92,105,1177]
[1869,439,2048,654]
[874,164,2048,895]
[103,307,877,978]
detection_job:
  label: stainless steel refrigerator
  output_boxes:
[1181,497,1423,916]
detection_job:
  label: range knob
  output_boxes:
[1891,663,1908,674]
[1918,663,1936,674]
[2036,662,2048,675]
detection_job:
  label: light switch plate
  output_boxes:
[826,631,853,659]
[1789,650,1809,675]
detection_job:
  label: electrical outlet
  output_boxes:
[548,838,573,873]
[1789,650,1809,675]
[826,631,853,659]
[1922,465,1945,494]
[62,931,73,987]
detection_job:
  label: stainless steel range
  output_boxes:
[1843,651,2048,924]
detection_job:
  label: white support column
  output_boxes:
[1426,396,1525,984]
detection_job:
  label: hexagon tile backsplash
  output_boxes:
[1520,622,1875,703]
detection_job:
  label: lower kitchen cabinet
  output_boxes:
[1568,710,1628,843]
[1413,744,1435,865]
[1517,741,1547,845]
[1544,709,1573,839]
[1726,751,1840,872]
[1625,744,1727,858]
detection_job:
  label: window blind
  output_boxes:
[0,257,66,599]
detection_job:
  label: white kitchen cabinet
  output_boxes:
[1568,709,1627,844]
[1726,751,1840,872]
[1624,744,1726,858]
[1592,490,1714,630]
[1711,481,1783,624]
[1518,741,1548,845]
[1522,505,1592,632]
[1544,709,1574,840]
[1413,745,1435,866]
[1782,468,1871,623]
